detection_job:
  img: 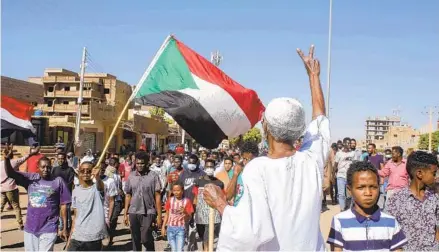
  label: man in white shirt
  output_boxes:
[204,45,330,251]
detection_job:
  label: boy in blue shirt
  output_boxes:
[327,161,407,251]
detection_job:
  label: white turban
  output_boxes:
[264,97,306,143]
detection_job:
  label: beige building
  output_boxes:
[28,68,167,153]
[365,116,401,144]
[373,125,420,151]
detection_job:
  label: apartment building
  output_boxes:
[29,68,133,152]
[373,125,420,151]
[365,116,401,144]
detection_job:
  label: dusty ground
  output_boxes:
[1,188,339,251]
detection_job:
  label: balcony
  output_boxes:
[44,90,102,99]
[43,76,79,83]
[41,104,90,114]
[40,101,120,121]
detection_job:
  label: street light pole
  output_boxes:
[422,106,438,153]
[326,0,333,117]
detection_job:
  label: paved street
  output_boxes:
[1,188,339,251]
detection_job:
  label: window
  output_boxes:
[393,134,398,137]
[48,87,54,92]
[104,88,110,94]
[63,101,69,105]
[64,86,70,91]
[47,101,53,107]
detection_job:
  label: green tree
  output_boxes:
[242,127,262,143]
[164,117,175,125]
[418,131,439,151]
[149,106,165,119]
[229,127,262,147]
[229,136,240,147]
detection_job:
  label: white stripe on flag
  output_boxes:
[1,108,36,133]
[179,74,252,137]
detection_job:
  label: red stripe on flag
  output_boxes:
[1,95,34,121]
[175,38,265,127]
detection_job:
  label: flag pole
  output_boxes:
[94,34,173,168]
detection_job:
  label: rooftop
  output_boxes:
[366,116,401,121]
[42,68,117,79]
[44,68,78,76]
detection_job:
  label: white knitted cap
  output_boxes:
[264,97,306,142]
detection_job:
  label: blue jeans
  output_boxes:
[167,226,185,252]
[337,177,347,211]
[378,182,388,209]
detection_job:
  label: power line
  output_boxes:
[85,51,106,73]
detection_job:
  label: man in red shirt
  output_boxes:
[175,144,185,155]
[26,145,44,173]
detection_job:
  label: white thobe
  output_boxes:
[217,115,330,251]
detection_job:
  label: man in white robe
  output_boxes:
[204,45,330,251]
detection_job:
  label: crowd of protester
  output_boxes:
[1,141,260,251]
[1,136,439,251]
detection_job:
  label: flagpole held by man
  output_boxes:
[203,45,330,251]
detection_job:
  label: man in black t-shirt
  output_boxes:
[177,154,205,251]
[51,152,75,232]
[177,154,205,202]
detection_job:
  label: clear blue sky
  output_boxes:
[2,0,439,141]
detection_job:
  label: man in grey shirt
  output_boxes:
[123,151,162,252]
[334,137,356,211]
[67,161,107,251]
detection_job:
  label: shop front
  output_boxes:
[123,114,168,153]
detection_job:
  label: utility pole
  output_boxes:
[74,47,87,147]
[422,106,438,153]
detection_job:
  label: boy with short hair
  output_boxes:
[327,161,407,251]
[385,151,439,250]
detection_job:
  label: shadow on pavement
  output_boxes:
[104,241,132,251]
[113,228,131,237]
[1,228,18,233]
[1,214,16,220]
[1,242,24,249]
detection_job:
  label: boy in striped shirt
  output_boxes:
[162,182,194,252]
[327,161,407,251]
